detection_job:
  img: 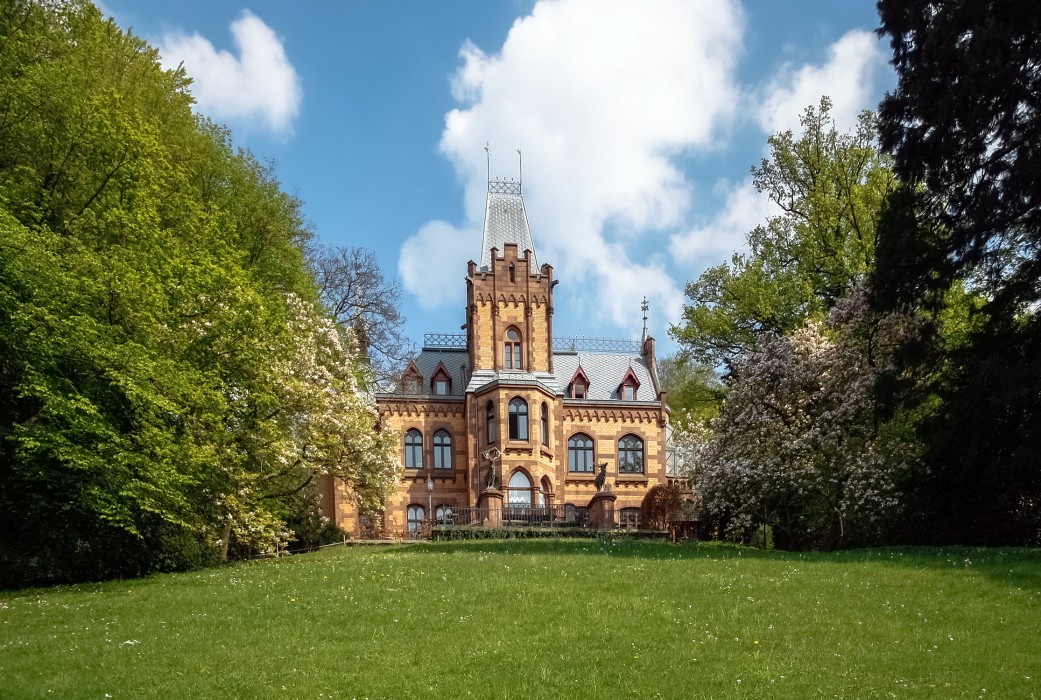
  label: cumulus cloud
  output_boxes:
[401,0,746,336]
[399,221,476,309]
[159,11,301,137]
[755,30,888,135]
[669,179,777,266]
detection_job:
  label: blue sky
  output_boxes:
[99,0,894,356]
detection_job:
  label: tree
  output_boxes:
[693,289,922,550]
[0,1,398,584]
[873,0,1041,543]
[309,245,415,388]
[671,98,896,371]
[657,354,724,426]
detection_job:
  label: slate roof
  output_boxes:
[480,187,539,274]
[412,348,469,397]
[551,352,657,401]
[460,352,658,401]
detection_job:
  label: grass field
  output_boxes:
[2,539,1039,699]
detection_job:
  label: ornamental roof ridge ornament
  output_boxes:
[480,143,539,274]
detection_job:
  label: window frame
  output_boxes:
[406,504,425,535]
[433,429,452,470]
[540,402,549,446]
[504,326,522,370]
[486,400,496,444]
[567,433,595,473]
[618,434,645,474]
[404,428,423,469]
[508,397,529,441]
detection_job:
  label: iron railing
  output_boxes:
[488,179,523,195]
[423,332,467,349]
[431,504,599,528]
[553,336,642,354]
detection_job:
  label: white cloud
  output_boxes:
[159,11,301,137]
[399,221,476,309]
[401,0,746,335]
[755,30,888,135]
[669,179,777,267]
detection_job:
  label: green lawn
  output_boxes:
[2,539,1039,699]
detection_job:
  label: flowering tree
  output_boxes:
[204,293,400,558]
[692,289,921,549]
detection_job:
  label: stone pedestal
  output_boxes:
[478,488,503,527]
[587,488,617,529]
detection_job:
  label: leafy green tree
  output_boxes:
[0,1,397,584]
[657,354,723,426]
[671,98,896,371]
[873,0,1041,544]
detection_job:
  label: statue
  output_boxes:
[486,463,499,490]
[594,462,608,492]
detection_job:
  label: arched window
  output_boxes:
[486,400,496,444]
[568,433,595,473]
[540,402,549,446]
[539,476,552,507]
[504,327,522,369]
[508,470,533,505]
[618,434,644,474]
[508,263,516,283]
[508,397,528,441]
[404,429,423,469]
[435,504,454,525]
[433,430,452,469]
[406,505,425,536]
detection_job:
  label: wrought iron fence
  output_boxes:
[432,504,597,528]
[553,336,642,354]
[488,179,523,195]
[423,332,467,349]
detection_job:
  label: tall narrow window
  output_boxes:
[568,434,595,473]
[508,263,516,283]
[508,397,529,441]
[504,327,522,369]
[407,505,425,535]
[404,429,423,469]
[433,430,452,469]
[618,434,644,474]
[486,400,496,444]
[540,402,549,446]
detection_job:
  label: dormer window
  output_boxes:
[504,327,522,370]
[619,367,640,401]
[431,362,451,396]
[569,365,590,399]
[401,362,423,395]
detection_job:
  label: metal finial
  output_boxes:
[641,296,649,342]
[517,148,523,190]
[484,142,493,187]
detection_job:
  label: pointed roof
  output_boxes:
[480,178,539,274]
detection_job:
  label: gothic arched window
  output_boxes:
[618,434,644,474]
[508,397,529,441]
[568,433,595,473]
[404,429,423,469]
[504,327,522,370]
[433,430,452,469]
